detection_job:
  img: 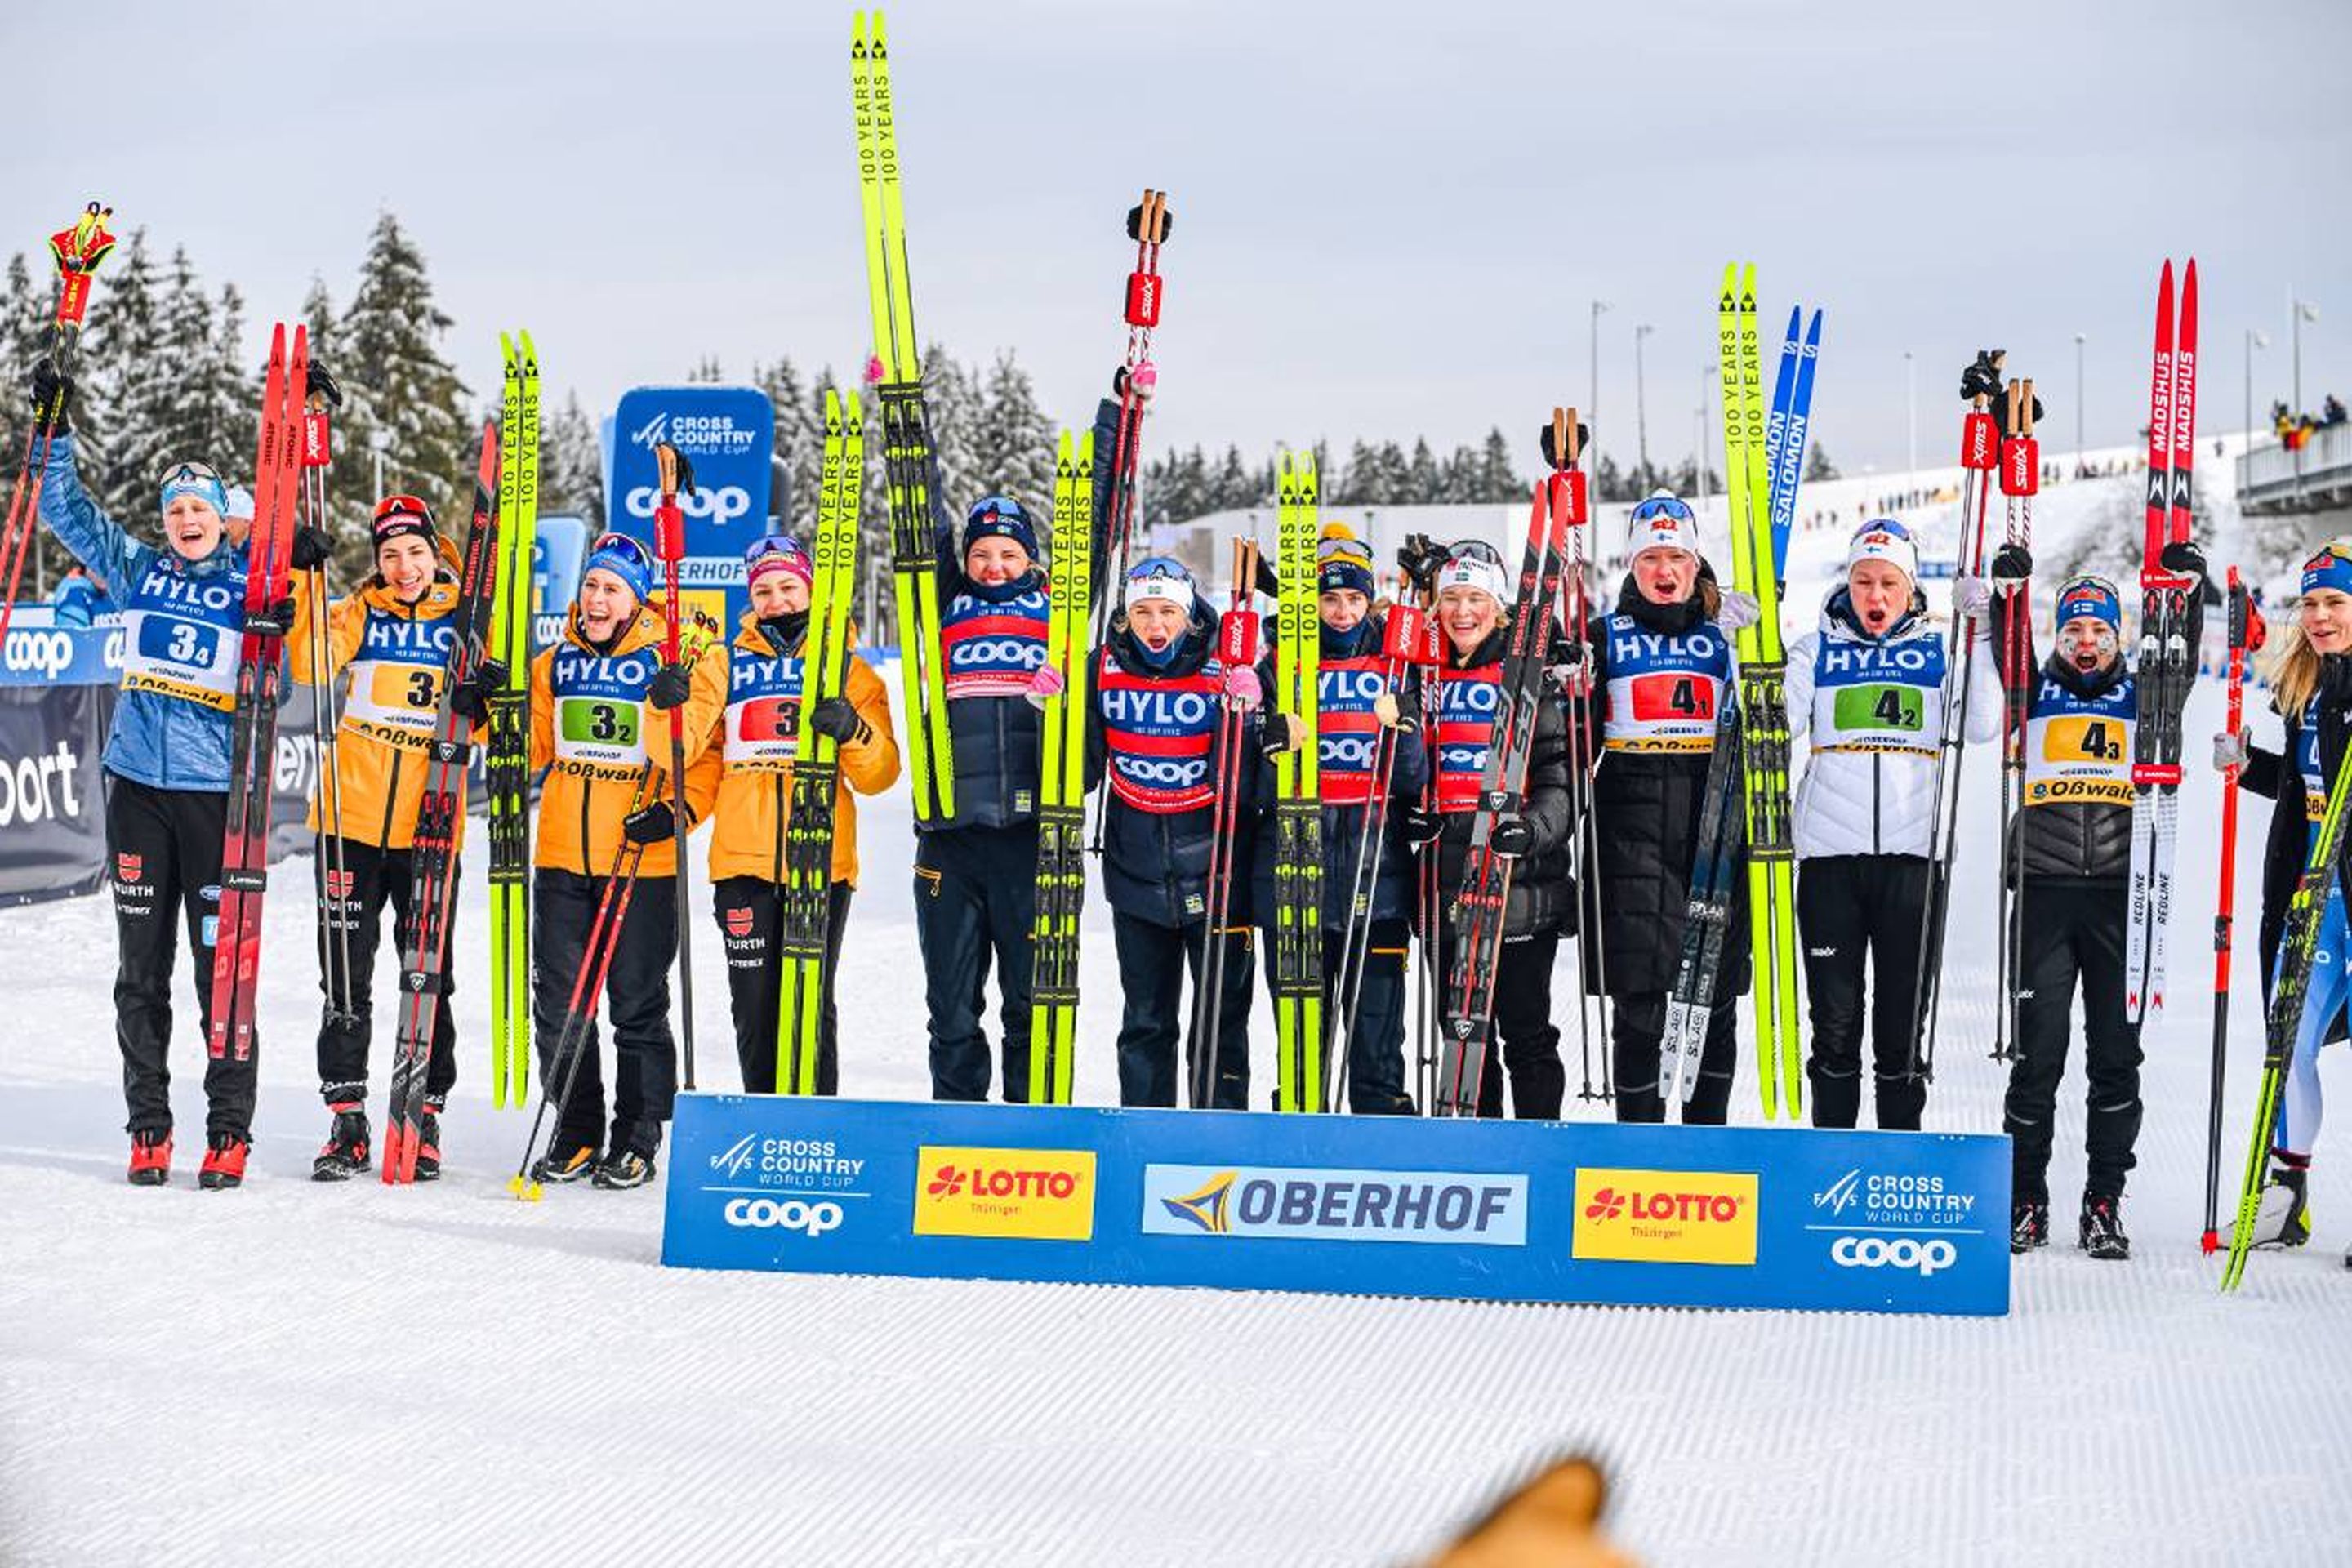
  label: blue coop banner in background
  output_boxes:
[662,1096,2011,1317]
[604,386,774,633]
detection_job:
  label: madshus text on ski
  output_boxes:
[1,16,2338,1292]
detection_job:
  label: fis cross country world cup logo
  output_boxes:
[1139,1165,1529,1247]
[1571,1168,1759,1266]
[911,1147,1096,1241]
[1810,1167,1977,1229]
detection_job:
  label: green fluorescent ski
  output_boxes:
[1027,430,1094,1104]
[488,330,540,1109]
[1719,264,1802,1120]
[777,391,864,1094]
[1272,452,1324,1112]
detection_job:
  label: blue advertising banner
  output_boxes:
[604,388,773,635]
[662,1097,2011,1317]
[0,618,127,687]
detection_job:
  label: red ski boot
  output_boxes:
[127,1129,172,1187]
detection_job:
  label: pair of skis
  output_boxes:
[1270,453,1325,1113]
[1433,449,1578,1117]
[1027,430,1096,1105]
[773,390,865,1095]
[488,332,542,1109]
[0,202,115,652]
[381,427,502,1183]
[205,324,309,1071]
[1717,265,1802,1119]
[1991,380,2041,1065]
[853,10,953,826]
[1187,540,1262,1108]
[2126,258,2202,1023]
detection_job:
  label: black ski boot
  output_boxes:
[414,1096,445,1183]
[311,1102,372,1182]
[529,1143,599,1186]
[2010,1199,2049,1254]
[2078,1192,2131,1261]
[593,1149,658,1190]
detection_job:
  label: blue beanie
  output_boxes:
[2301,541,2352,599]
[1317,554,1375,599]
[2052,575,2123,634]
[963,495,1038,561]
[582,532,654,602]
[158,461,229,519]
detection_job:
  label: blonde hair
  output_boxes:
[2268,617,2322,719]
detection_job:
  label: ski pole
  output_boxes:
[1187,538,1258,1107]
[2204,572,2260,1252]
[299,369,358,1028]
[653,443,701,1093]
[0,203,115,651]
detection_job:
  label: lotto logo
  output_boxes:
[1571,1168,1758,1266]
[912,1146,1095,1241]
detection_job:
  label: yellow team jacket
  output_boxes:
[287,546,482,853]
[528,598,728,879]
[697,613,902,889]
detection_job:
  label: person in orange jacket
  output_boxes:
[524,532,727,1189]
[697,534,900,1094]
[287,496,501,1183]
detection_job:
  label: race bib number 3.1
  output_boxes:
[122,609,239,711]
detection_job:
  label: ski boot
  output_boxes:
[2252,1154,2312,1250]
[127,1128,172,1187]
[414,1096,445,1183]
[2078,1192,2131,1261]
[198,1134,250,1191]
[2010,1198,2049,1254]
[592,1149,658,1190]
[529,1143,599,1186]
[311,1102,372,1182]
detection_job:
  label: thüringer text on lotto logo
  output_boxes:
[912,1147,1097,1241]
[1571,1168,1760,1266]
[1140,1165,1530,1245]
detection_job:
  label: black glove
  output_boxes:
[1258,711,1298,757]
[1399,804,1446,846]
[1959,351,2004,404]
[290,524,336,572]
[305,362,344,410]
[808,695,870,745]
[248,596,297,637]
[1254,555,1281,600]
[448,660,508,725]
[1990,542,2033,584]
[1383,684,1422,733]
[622,800,676,845]
[648,660,693,711]
[1537,418,1592,471]
[1125,199,1173,243]
[29,358,70,435]
[1488,814,1535,858]
[2159,540,2207,583]
[1396,536,1447,594]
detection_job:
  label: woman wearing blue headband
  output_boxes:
[25,356,269,1190]
[2214,537,2352,1262]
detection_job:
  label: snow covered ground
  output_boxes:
[7,470,2352,1564]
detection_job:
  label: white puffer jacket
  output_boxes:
[1785,588,2003,860]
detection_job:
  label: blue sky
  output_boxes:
[15,0,2346,480]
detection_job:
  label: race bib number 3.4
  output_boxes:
[122,611,239,711]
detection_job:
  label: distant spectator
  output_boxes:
[49,560,108,627]
[2325,394,2347,427]
[224,484,255,548]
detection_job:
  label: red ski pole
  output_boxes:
[2204,571,2263,1251]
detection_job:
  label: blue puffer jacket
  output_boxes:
[1087,599,1259,929]
[39,434,244,792]
[1249,613,1430,930]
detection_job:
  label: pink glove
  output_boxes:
[1023,662,1066,710]
[1223,664,1263,713]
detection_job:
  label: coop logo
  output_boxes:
[1831,1236,1958,1276]
[622,483,753,525]
[1571,1168,1758,1266]
[1138,1164,1528,1246]
[722,1196,844,1236]
[1810,1167,1976,1228]
[912,1146,1095,1241]
[2,627,75,679]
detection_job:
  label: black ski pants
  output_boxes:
[713,875,853,1095]
[2006,877,2144,1204]
[105,774,250,1138]
[314,836,457,1104]
[1610,989,1737,1125]
[915,826,1037,1103]
[1437,927,1566,1120]
[1256,920,1415,1115]
[1799,853,1931,1131]
[1112,910,1252,1108]
[531,867,678,1159]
